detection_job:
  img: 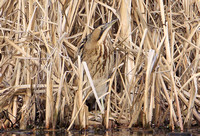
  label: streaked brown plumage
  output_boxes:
[78,19,117,109]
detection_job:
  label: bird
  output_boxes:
[78,19,118,110]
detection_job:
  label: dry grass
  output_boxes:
[0,0,200,131]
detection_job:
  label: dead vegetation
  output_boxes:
[0,0,200,131]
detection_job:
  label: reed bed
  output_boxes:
[0,0,200,131]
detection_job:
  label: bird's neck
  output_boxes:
[85,40,100,50]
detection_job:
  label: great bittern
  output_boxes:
[78,19,118,110]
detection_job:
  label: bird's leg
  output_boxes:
[94,102,98,120]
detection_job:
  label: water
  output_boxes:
[0,128,199,136]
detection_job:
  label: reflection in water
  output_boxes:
[0,128,197,136]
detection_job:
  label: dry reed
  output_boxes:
[0,0,200,131]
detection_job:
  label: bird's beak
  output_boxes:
[102,19,118,31]
[97,19,118,45]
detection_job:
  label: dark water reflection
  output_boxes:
[0,128,199,136]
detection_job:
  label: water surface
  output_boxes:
[0,128,199,136]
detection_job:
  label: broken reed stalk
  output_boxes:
[0,0,200,130]
[82,62,104,113]
[119,0,133,126]
[120,0,133,83]
[105,67,118,129]
[77,56,85,128]
[54,60,65,128]
[46,63,53,129]
[184,33,200,127]
[12,60,21,126]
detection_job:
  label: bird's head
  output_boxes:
[90,19,118,45]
